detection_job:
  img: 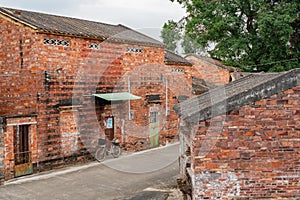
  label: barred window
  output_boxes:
[127,47,143,53]
[89,43,100,50]
[172,68,184,73]
[44,38,70,47]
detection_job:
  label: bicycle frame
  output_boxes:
[95,138,121,162]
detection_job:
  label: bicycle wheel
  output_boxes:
[95,146,106,162]
[111,144,121,158]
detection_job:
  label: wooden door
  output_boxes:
[14,125,33,177]
[149,111,159,147]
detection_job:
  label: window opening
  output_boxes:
[172,68,184,73]
[44,38,70,47]
[89,43,100,50]
[127,47,143,53]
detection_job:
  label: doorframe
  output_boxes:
[13,124,33,177]
[6,117,37,179]
[149,105,160,147]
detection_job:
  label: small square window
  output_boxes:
[89,43,100,50]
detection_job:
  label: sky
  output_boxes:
[0,0,186,40]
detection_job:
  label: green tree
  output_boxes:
[161,20,181,52]
[181,34,207,55]
[161,19,206,55]
[166,0,300,72]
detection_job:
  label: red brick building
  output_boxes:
[175,69,300,199]
[0,7,201,182]
[185,54,238,86]
[0,7,235,183]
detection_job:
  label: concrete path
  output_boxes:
[1,143,182,200]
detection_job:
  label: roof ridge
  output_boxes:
[0,7,121,28]
[0,7,164,46]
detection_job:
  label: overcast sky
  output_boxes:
[0,0,186,40]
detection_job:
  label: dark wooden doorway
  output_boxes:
[14,125,33,177]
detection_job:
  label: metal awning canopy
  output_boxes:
[93,92,141,101]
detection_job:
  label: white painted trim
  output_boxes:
[7,122,37,126]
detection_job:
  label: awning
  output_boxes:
[93,92,141,101]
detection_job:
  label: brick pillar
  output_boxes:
[0,117,5,185]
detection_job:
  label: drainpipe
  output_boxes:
[0,117,3,134]
[165,79,168,116]
[128,76,131,120]
[121,119,125,144]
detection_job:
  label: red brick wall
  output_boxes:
[0,119,4,184]
[1,14,197,179]
[93,64,192,151]
[191,85,300,198]
[0,15,39,74]
[4,117,38,180]
[185,56,231,85]
[32,42,167,167]
[0,16,44,117]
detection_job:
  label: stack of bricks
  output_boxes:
[191,85,300,198]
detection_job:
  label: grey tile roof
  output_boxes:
[174,68,300,123]
[165,50,193,66]
[0,7,164,47]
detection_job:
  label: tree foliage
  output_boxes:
[161,20,181,53]
[164,0,300,72]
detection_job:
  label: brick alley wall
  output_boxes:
[191,84,300,199]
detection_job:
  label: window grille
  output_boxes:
[127,47,143,53]
[44,38,70,47]
[89,43,100,50]
[172,68,184,73]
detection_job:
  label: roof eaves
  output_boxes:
[0,7,164,47]
[107,38,165,48]
[165,61,193,66]
[0,8,38,30]
[185,54,232,71]
[165,50,193,66]
[36,29,107,41]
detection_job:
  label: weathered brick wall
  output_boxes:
[0,118,4,184]
[0,13,198,180]
[3,116,38,180]
[185,56,231,85]
[191,85,300,199]
[0,72,42,117]
[0,15,39,74]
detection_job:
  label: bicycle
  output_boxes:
[95,138,121,162]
